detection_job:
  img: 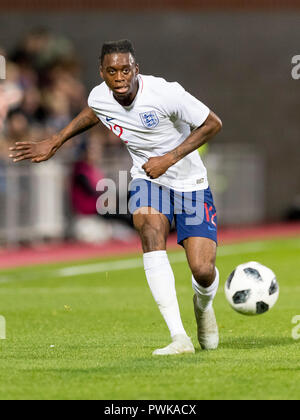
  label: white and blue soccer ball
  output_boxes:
[225,261,279,315]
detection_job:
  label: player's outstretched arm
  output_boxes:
[9,107,100,163]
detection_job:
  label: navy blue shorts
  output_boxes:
[128,179,217,246]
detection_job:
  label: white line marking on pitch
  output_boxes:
[57,242,269,278]
[1,239,295,283]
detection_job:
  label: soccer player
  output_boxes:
[9,40,222,356]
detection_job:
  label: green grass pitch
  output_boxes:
[0,237,299,400]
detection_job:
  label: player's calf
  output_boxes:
[191,263,216,289]
[192,267,219,313]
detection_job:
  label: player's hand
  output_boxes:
[142,155,172,179]
[9,138,60,163]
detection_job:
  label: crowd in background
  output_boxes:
[0,28,134,245]
[0,27,127,161]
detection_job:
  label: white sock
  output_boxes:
[143,250,187,338]
[192,267,219,312]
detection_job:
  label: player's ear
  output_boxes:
[99,65,104,79]
[135,63,139,75]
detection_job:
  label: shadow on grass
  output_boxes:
[220,336,296,349]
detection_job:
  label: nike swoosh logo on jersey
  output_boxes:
[106,117,115,122]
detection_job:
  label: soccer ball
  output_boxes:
[225,261,279,315]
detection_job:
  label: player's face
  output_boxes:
[100,53,139,102]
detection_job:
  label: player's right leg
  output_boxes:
[133,207,194,355]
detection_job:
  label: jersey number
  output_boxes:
[204,203,217,227]
[106,118,127,144]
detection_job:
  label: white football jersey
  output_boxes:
[88,74,210,192]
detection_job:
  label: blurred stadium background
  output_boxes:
[0,0,299,251]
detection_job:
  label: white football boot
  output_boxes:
[152,334,195,356]
[193,294,219,350]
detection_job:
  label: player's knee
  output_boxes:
[192,263,215,288]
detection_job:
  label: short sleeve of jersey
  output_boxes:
[87,85,100,109]
[88,82,109,110]
[163,81,210,130]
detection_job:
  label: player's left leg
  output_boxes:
[183,237,219,350]
[175,186,219,350]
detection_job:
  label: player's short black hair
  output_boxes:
[100,39,136,65]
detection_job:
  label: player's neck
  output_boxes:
[113,79,139,107]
